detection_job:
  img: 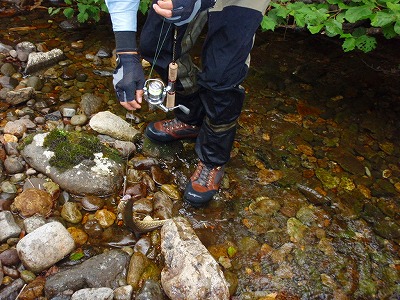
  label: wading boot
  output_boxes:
[184,161,225,207]
[145,118,200,142]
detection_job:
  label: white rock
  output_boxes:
[16,222,75,273]
[0,211,21,242]
[71,287,113,300]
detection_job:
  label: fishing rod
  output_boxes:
[143,23,190,115]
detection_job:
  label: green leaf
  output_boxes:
[227,246,237,258]
[371,11,396,27]
[324,19,343,37]
[394,20,400,34]
[77,11,89,23]
[70,251,84,261]
[63,7,74,19]
[344,6,373,23]
[355,35,377,52]
[382,24,397,38]
[261,15,277,31]
[342,37,356,52]
[308,24,324,34]
[387,2,400,12]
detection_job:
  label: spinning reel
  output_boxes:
[143,78,190,115]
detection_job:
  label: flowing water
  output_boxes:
[1,2,400,299]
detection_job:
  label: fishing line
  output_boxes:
[148,19,172,79]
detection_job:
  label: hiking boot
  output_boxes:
[145,118,200,142]
[184,161,225,207]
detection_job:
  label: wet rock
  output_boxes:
[287,217,308,242]
[4,155,24,174]
[0,248,20,266]
[142,137,183,160]
[135,279,165,300]
[61,202,83,224]
[21,133,124,196]
[151,165,171,185]
[26,75,44,91]
[24,48,65,74]
[326,149,366,176]
[70,114,88,126]
[1,180,17,194]
[0,42,13,54]
[80,93,104,116]
[113,285,133,300]
[161,217,229,300]
[249,196,281,217]
[23,214,47,233]
[125,182,148,199]
[4,119,27,137]
[12,188,53,218]
[315,168,340,189]
[96,47,112,58]
[0,77,18,89]
[160,184,181,200]
[114,140,136,157]
[80,195,105,211]
[5,87,35,105]
[134,236,152,255]
[16,41,36,62]
[16,221,75,273]
[153,191,173,220]
[17,275,46,299]
[71,287,113,300]
[94,208,116,228]
[129,157,159,170]
[67,227,89,247]
[83,219,103,238]
[1,62,17,76]
[127,251,160,290]
[0,278,25,300]
[257,168,284,185]
[89,111,140,141]
[45,249,130,298]
[0,211,21,242]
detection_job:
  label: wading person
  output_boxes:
[105,0,270,207]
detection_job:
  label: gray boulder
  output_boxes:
[45,250,129,298]
[21,132,124,196]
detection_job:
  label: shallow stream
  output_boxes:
[1,2,400,299]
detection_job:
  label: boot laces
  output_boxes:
[163,118,181,131]
[195,162,220,187]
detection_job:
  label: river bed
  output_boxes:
[1,2,399,299]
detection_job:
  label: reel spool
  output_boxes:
[143,78,190,114]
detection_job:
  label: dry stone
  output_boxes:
[161,217,230,300]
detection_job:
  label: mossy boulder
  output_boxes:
[21,132,124,196]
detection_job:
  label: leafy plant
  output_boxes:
[262,0,400,53]
[48,0,400,52]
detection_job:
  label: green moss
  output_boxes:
[43,129,123,172]
[17,133,35,151]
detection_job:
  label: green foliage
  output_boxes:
[48,0,109,23]
[262,0,400,52]
[48,0,399,53]
[43,129,122,172]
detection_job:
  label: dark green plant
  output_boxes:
[262,0,400,52]
[43,129,122,172]
[49,0,400,52]
[48,0,109,23]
